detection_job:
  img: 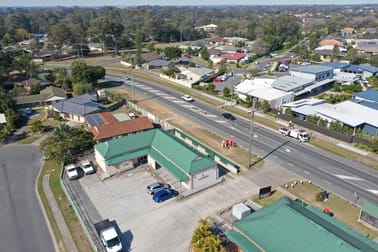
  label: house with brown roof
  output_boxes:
[86,112,154,142]
[16,85,67,108]
[319,38,344,47]
[220,53,246,64]
[208,37,225,46]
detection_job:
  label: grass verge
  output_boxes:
[282,180,378,239]
[38,160,93,251]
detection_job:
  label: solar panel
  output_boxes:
[93,114,104,125]
[86,116,97,127]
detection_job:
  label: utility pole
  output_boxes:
[247,98,257,169]
[131,68,135,108]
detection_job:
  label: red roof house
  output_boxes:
[220,53,246,63]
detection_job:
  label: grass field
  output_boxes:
[282,180,378,239]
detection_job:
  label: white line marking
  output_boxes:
[206,114,217,118]
[182,105,195,108]
[215,120,227,123]
[164,96,177,100]
[366,189,378,195]
[334,175,365,181]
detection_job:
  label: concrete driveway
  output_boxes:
[79,166,260,252]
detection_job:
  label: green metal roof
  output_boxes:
[225,229,262,252]
[362,201,378,218]
[95,129,216,180]
[227,197,378,252]
[16,86,67,105]
[106,149,149,166]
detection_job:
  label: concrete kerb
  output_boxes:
[35,160,60,252]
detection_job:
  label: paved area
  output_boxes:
[43,175,77,252]
[78,166,260,252]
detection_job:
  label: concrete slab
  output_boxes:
[79,167,260,252]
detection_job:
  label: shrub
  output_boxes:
[315,191,324,202]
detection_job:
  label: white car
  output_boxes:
[181,95,194,102]
[80,160,95,175]
[65,164,79,180]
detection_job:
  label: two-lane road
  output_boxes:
[0,145,54,252]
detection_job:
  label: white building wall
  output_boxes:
[191,166,218,189]
[290,71,316,81]
[94,149,107,173]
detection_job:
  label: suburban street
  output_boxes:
[106,72,378,206]
[0,145,54,252]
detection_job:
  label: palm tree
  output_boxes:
[191,218,225,252]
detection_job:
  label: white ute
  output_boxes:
[65,164,79,180]
[94,219,123,252]
[279,127,309,142]
[181,94,194,102]
[80,160,95,175]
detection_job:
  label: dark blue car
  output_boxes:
[152,189,178,203]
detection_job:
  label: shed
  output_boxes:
[232,203,251,220]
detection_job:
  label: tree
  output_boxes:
[49,23,72,56]
[223,87,230,97]
[135,29,143,66]
[164,47,182,60]
[260,100,271,113]
[29,120,45,135]
[191,218,224,252]
[200,47,209,60]
[52,68,72,90]
[39,124,95,163]
[285,107,293,116]
[206,83,216,94]
[73,82,94,96]
[71,60,105,86]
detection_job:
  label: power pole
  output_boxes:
[247,98,256,169]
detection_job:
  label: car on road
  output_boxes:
[181,95,194,102]
[65,164,79,180]
[152,188,178,203]
[80,160,95,175]
[222,112,236,120]
[146,182,170,195]
[124,75,131,80]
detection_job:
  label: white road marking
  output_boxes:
[366,189,378,195]
[172,100,186,104]
[182,105,195,108]
[304,171,310,175]
[215,120,227,123]
[334,175,365,181]
[164,96,177,100]
[206,114,217,118]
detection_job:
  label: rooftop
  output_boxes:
[226,197,378,252]
[272,75,313,92]
[290,64,334,74]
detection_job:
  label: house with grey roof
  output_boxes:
[94,128,221,194]
[51,94,102,123]
[142,59,173,70]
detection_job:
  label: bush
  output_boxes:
[315,191,324,202]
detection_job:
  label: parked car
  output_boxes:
[128,113,136,119]
[214,77,223,83]
[80,160,95,175]
[222,112,236,120]
[181,95,194,102]
[25,107,32,115]
[146,182,170,195]
[152,188,178,203]
[65,164,79,180]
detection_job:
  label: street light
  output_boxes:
[247,98,257,169]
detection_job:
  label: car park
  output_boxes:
[222,112,236,120]
[146,182,170,195]
[181,95,194,102]
[65,164,79,180]
[80,160,95,175]
[152,188,178,203]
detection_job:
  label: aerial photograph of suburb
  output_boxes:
[1,0,378,251]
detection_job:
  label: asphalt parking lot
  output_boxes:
[78,166,260,252]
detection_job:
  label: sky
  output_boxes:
[1,0,378,7]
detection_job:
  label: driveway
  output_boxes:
[0,144,54,252]
[78,166,260,251]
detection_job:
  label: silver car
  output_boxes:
[146,182,170,195]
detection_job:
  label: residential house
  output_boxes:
[355,39,378,56]
[51,94,102,122]
[143,59,173,70]
[223,37,248,46]
[319,38,344,47]
[195,24,218,32]
[208,37,225,46]
[220,53,246,64]
[16,86,67,108]
[178,67,216,84]
[341,27,356,37]
[226,197,378,252]
[314,45,347,61]
[86,112,154,142]
[94,128,221,193]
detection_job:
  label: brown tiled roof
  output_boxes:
[319,39,344,47]
[87,113,154,140]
